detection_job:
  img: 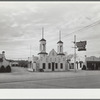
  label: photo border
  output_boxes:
[0,0,100,99]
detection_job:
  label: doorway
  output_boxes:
[52,62,55,71]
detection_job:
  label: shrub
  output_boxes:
[5,65,11,72]
[0,65,5,72]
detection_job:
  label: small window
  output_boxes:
[56,63,58,69]
[43,44,45,51]
[43,63,45,69]
[60,45,62,52]
[12,64,14,66]
[61,63,63,69]
[48,63,51,69]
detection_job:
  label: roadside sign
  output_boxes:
[76,41,87,51]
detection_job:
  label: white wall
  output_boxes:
[38,49,67,72]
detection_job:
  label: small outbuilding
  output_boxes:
[85,56,100,70]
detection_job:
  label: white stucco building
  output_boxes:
[11,61,19,67]
[68,57,84,70]
[0,51,11,68]
[28,31,68,72]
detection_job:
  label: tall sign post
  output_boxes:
[73,35,87,72]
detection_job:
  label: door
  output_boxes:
[52,62,55,71]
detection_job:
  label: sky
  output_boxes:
[0,1,100,60]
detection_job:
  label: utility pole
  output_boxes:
[74,35,77,72]
[30,45,32,61]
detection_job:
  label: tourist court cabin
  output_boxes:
[28,29,83,72]
[85,56,100,70]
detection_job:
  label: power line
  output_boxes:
[62,19,100,48]
[62,19,100,39]
[47,19,100,43]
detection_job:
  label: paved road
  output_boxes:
[0,67,100,88]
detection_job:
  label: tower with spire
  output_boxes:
[31,29,67,72]
[38,27,48,55]
[57,30,65,55]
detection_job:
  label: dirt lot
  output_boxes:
[0,67,100,88]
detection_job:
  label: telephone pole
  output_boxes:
[74,35,77,72]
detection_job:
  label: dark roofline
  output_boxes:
[38,52,48,55]
[6,59,14,62]
[40,38,46,41]
[57,53,65,55]
[57,40,63,44]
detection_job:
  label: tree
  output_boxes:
[0,65,5,72]
[5,65,11,72]
[18,60,28,68]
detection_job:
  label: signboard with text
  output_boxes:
[76,41,87,51]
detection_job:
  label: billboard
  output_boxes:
[76,41,87,51]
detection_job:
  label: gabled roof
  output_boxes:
[49,49,57,56]
[57,40,63,44]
